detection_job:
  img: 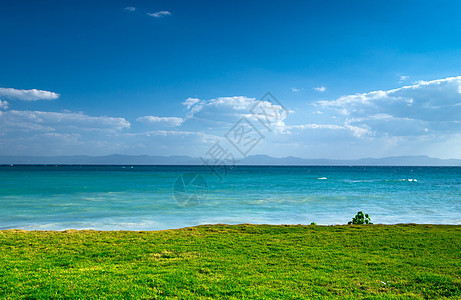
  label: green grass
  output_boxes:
[0,224,460,299]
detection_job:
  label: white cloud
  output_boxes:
[291,88,301,92]
[3,78,459,159]
[127,129,214,140]
[182,98,202,109]
[287,123,344,131]
[0,95,288,156]
[261,75,461,159]
[182,96,254,122]
[124,6,136,12]
[0,110,130,133]
[147,11,172,18]
[137,116,183,127]
[317,75,461,137]
[399,75,410,82]
[0,110,132,156]
[0,100,8,110]
[0,87,59,101]
[286,122,372,138]
[182,96,289,133]
[314,86,326,92]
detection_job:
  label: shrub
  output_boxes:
[348,211,373,225]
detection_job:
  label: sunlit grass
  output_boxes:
[0,224,460,299]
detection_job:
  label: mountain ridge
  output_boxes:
[0,154,460,166]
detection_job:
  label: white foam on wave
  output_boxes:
[345,178,419,184]
[397,178,418,182]
[345,179,378,183]
[317,177,327,180]
[13,219,165,231]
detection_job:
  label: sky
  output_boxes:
[1,0,461,159]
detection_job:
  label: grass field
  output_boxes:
[0,224,460,299]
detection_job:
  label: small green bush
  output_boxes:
[348,211,373,225]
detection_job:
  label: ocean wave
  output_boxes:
[344,178,419,183]
[344,179,378,183]
[395,179,418,182]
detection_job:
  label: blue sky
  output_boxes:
[1,0,461,159]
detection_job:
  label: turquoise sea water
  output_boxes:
[0,165,460,230]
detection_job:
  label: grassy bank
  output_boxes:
[0,224,460,299]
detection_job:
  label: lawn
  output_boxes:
[0,224,460,299]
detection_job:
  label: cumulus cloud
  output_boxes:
[263,75,461,159]
[314,86,326,92]
[0,87,59,101]
[291,88,301,92]
[147,11,172,18]
[317,75,461,137]
[0,95,289,156]
[124,6,136,12]
[3,78,459,158]
[184,99,206,119]
[0,106,223,156]
[0,110,130,133]
[182,98,203,109]
[0,109,133,156]
[182,96,253,122]
[137,116,183,127]
[0,100,8,110]
[181,96,289,133]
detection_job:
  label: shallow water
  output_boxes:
[0,165,460,230]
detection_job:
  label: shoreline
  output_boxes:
[2,223,460,232]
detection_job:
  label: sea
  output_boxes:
[0,165,460,230]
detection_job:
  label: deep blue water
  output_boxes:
[0,165,460,230]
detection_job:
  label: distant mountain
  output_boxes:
[239,155,461,166]
[0,154,460,166]
[0,154,201,165]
